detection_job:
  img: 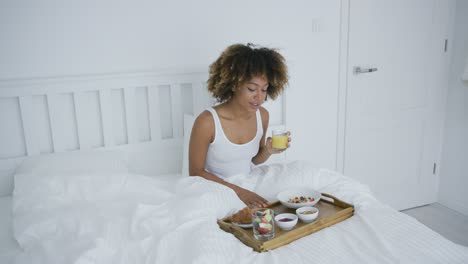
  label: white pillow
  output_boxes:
[182,114,195,176]
[16,149,129,175]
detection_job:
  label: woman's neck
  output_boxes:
[220,100,255,120]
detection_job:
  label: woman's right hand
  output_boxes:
[235,187,269,208]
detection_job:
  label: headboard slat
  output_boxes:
[192,81,212,116]
[192,82,203,116]
[123,87,138,144]
[46,93,63,152]
[170,83,183,138]
[18,96,39,156]
[148,86,161,141]
[73,91,91,150]
[99,89,115,148]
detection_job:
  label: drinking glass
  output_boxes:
[272,129,288,150]
[251,208,275,241]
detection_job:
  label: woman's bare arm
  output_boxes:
[189,111,268,208]
[252,107,290,165]
[252,107,273,165]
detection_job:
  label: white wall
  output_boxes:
[0,1,342,169]
[438,0,468,216]
[2,0,467,215]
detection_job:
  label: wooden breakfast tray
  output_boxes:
[217,193,354,252]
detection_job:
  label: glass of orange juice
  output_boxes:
[272,129,288,150]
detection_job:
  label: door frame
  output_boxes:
[336,0,350,173]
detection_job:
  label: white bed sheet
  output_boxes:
[10,161,468,264]
[0,196,21,264]
[3,172,182,264]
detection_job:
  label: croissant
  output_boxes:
[229,207,252,224]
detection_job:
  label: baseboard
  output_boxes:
[438,198,468,217]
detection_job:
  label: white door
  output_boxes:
[343,0,451,210]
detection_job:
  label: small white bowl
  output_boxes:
[296,206,319,223]
[274,213,298,231]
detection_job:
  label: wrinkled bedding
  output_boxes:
[12,161,468,264]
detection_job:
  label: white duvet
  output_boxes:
[12,161,468,264]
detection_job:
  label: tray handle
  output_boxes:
[321,193,337,202]
[320,193,354,209]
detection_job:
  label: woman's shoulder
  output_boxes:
[259,106,269,115]
[259,106,269,122]
[193,110,215,131]
[190,110,216,143]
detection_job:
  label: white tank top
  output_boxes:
[205,107,263,179]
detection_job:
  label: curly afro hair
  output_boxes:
[207,43,289,103]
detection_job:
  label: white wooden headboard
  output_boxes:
[0,70,286,196]
[0,71,213,195]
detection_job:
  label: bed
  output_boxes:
[0,196,20,264]
[1,71,467,264]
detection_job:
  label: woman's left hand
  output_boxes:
[266,131,291,154]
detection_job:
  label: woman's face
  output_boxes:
[232,76,269,112]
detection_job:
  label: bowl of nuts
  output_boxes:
[296,206,319,223]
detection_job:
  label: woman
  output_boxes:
[189,43,290,208]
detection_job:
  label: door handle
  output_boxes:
[353,67,378,74]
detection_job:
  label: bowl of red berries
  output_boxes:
[274,213,298,231]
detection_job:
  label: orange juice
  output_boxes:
[272,134,288,150]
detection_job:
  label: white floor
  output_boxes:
[401,203,468,247]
